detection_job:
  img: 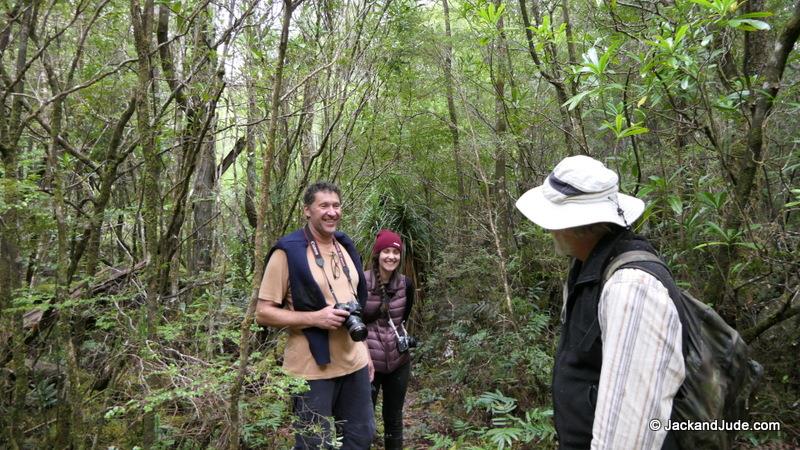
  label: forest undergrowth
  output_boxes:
[2,0,800,447]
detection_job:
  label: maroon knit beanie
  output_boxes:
[372,229,402,255]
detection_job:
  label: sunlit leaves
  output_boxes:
[784,189,800,208]
[599,113,649,140]
[690,0,772,30]
[562,89,594,110]
[689,0,740,15]
[563,44,622,111]
[579,46,613,77]
[460,0,507,44]
[647,24,691,54]
[727,17,772,31]
[527,15,567,52]
[476,1,505,26]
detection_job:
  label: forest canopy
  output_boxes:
[1,0,799,447]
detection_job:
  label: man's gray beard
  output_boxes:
[552,234,571,257]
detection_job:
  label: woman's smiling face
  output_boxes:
[378,247,401,274]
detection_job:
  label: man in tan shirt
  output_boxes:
[256,182,375,449]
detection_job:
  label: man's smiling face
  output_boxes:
[304,190,341,240]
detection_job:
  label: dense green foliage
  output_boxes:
[1,0,799,448]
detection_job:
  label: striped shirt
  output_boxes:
[591,268,685,450]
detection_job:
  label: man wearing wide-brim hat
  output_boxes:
[516,156,685,450]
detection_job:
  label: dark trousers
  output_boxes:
[293,366,375,450]
[371,362,411,450]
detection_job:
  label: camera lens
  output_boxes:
[348,319,367,341]
[336,301,367,341]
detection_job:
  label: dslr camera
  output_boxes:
[334,301,367,342]
[396,334,418,353]
[393,321,419,353]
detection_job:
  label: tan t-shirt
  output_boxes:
[258,245,369,380]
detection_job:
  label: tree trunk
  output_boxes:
[68,96,136,282]
[229,1,301,447]
[300,76,318,171]
[0,2,36,446]
[705,1,800,323]
[442,0,465,202]
[38,29,88,444]
[559,0,587,149]
[518,0,579,155]
[245,90,258,229]
[492,0,510,248]
[190,5,219,274]
[244,12,259,230]
[47,97,83,450]
[130,0,160,446]
[191,135,217,272]
[743,0,769,80]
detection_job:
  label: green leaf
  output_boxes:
[693,241,728,249]
[705,221,728,239]
[736,11,773,19]
[667,195,683,215]
[584,47,600,67]
[674,24,689,44]
[697,191,727,209]
[727,19,771,31]
[562,90,592,111]
[734,242,759,250]
[598,47,612,73]
[619,125,649,138]
[478,2,506,26]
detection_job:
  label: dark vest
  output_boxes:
[266,228,367,366]
[552,230,683,450]
[362,271,413,373]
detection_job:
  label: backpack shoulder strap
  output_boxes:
[603,250,691,357]
[602,250,666,284]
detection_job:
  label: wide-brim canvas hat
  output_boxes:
[515,155,645,230]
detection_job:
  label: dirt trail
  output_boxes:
[371,381,446,449]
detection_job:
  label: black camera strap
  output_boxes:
[303,225,357,305]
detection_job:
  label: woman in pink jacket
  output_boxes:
[363,229,416,450]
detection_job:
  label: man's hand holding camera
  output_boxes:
[314,305,349,330]
[312,303,368,343]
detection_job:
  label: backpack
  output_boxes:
[603,250,763,449]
